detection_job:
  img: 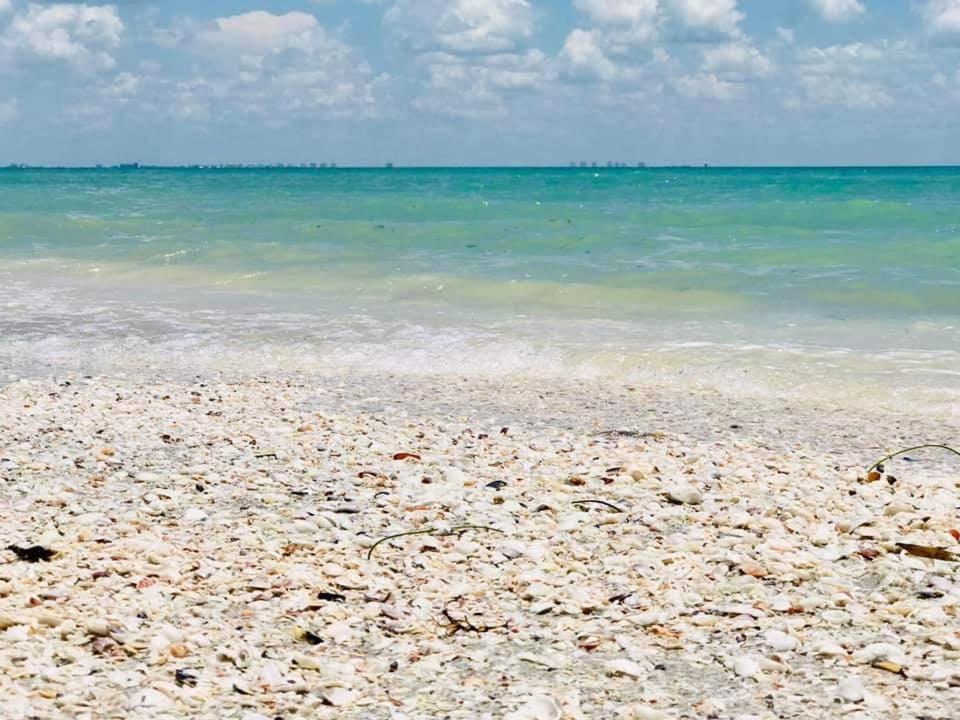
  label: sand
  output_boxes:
[1,372,959,719]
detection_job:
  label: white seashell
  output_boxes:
[107,670,143,688]
[852,643,907,666]
[292,653,323,671]
[85,619,112,637]
[321,562,345,577]
[4,625,29,642]
[501,541,526,559]
[812,641,848,658]
[258,662,284,687]
[183,507,208,523]
[764,630,798,652]
[810,526,831,547]
[516,652,568,670]
[523,582,553,600]
[821,610,851,625]
[733,655,761,678]
[326,621,354,644]
[619,705,669,720]
[836,676,865,703]
[605,658,645,678]
[505,695,562,720]
[629,610,665,626]
[664,484,702,505]
[129,688,173,710]
[883,502,913,517]
[322,687,355,707]
[443,467,466,484]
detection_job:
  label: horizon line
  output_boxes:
[3,163,960,170]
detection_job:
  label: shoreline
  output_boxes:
[2,372,959,718]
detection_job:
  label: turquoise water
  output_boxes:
[1,167,959,409]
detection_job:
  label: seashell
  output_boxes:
[606,658,645,678]
[733,655,761,678]
[664,484,703,505]
[322,687,355,707]
[812,641,848,658]
[505,695,562,720]
[836,676,865,703]
[183,507,208,523]
[763,629,798,652]
[85,619,113,637]
[619,705,669,720]
[853,643,907,666]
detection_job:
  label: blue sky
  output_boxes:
[0,0,958,165]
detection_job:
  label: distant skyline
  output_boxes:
[1,1,958,166]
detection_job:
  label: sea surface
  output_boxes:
[1,166,959,414]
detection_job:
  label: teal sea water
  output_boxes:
[1,167,959,411]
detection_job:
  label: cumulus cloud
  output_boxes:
[573,0,660,42]
[384,0,534,53]
[412,49,547,117]
[669,41,772,101]
[702,41,773,77]
[789,41,917,109]
[101,71,139,98]
[176,11,387,121]
[2,3,123,72]
[924,0,960,38]
[808,0,865,23]
[196,11,325,65]
[558,27,621,81]
[797,75,891,108]
[668,0,743,38]
[673,72,741,100]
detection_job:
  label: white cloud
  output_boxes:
[101,71,139,98]
[178,11,387,121]
[668,0,743,38]
[3,3,123,72]
[669,41,771,101]
[196,11,323,65]
[0,0,12,15]
[702,42,773,77]
[0,98,16,124]
[924,1,960,37]
[789,41,916,109]
[560,1,666,82]
[808,0,865,23]
[558,28,621,81]
[573,0,660,42]
[385,0,534,53]
[674,72,741,100]
[413,49,547,117]
[796,41,896,75]
[796,76,891,108]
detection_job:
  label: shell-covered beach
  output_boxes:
[2,167,960,718]
[2,372,959,719]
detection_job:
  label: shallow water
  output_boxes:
[1,166,959,415]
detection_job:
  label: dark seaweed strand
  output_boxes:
[366,525,504,561]
[867,444,960,474]
[572,499,624,513]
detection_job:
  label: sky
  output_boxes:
[0,0,958,166]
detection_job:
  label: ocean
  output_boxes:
[1,166,958,414]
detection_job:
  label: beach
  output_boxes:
[2,370,959,719]
[1,167,959,718]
